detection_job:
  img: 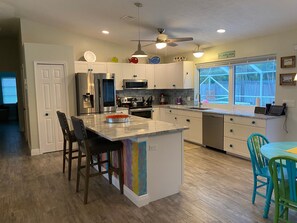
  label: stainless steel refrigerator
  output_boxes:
[75,72,116,115]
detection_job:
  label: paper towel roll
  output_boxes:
[256,97,260,106]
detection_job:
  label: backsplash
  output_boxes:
[116,89,194,105]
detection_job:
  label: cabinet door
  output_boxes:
[145,64,155,89]
[90,62,107,73]
[183,61,194,89]
[168,62,183,88]
[178,116,202,144]
[154,64,169,89]
[74,61,90,73]
[107,63,123,90]
[122,64,135,79]
[134,64,146,79]
[152,107,160,120]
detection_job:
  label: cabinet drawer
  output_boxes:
[224,115,266,128]
[224,137,250,159]
[224,123,265,140]
[178,110,202,118]
[164,108,179,115]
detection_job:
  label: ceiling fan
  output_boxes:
[132,28,193,49]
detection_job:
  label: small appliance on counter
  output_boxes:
[119,96,153,119]
[160,93,167,104]
[176,96,182,105]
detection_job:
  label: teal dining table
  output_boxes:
[260,141,297,218]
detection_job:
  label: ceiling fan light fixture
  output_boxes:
[156,42,167,49]
[193,45,204,58]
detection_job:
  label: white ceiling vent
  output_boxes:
[120,15,136,22]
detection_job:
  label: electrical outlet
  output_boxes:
[149,145,157,151]
[282,99,295,107]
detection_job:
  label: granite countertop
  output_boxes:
[77,114,188,141]
[152,104,283,120]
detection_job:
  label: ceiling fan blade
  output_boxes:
[142,43,155,48]
[131,40,155,42]
[167,37,193,43]
[167,42,178,47]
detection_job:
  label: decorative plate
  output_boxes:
[84,51,96,62]
[128,57,138,64]
[149,56,160,64]
[111,57,118,63]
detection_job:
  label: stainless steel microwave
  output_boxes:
[123,79,148,89]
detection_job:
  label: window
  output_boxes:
[197,56,276,106]
[199,66,229,104]
[1,77,18,104]
[234,61,276,106]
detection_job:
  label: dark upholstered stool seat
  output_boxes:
[71,116,124,204]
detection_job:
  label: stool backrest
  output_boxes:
[247,133,270,175]
[269,156,297,206]
[56,111,72,140]
[70,116,88,146]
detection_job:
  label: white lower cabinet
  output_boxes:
[152,107,160,120]
[159,108,202,144]
[224,115,285,159]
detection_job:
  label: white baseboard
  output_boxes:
[30,149,41,156]
[101,168,150,207]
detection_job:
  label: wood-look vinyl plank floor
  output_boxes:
[1,122,296,222]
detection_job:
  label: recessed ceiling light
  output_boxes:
[102,30,109,34]
[217,29,226,33]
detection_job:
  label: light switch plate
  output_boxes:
[282,99,295,107]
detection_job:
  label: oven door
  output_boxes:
[129,108,152,119]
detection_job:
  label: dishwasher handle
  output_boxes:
[203,113,223,118]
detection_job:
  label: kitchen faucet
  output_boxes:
[195,93,202,108]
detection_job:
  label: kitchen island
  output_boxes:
[78,114,188,207]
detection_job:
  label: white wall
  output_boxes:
[165,28,297,140]
[20,18,160,64]
[23,43,74,152]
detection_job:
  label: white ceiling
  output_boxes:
[1,0,297,55]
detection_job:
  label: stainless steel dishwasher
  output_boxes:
[203,113,224,150]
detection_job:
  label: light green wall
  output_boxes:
[165,29,297,140]
[20,18,159,64]
[23,43,74,152]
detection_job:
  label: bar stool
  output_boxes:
[56,111,78,181]
[71,116,124,204]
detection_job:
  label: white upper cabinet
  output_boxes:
[154,61,193,89]
[145,64,155,89]
[106,63,123,90]
[154,64,169,89]
[122,64,146,80]
[74,61,193,90]
[74,61,107,73]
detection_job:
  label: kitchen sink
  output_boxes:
[188,107,211,110]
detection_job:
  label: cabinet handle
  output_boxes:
[169,110,172,113]
[174,117,177,120]
[252,121,256,124]
[172,84,176,87]
[133,75,137,78]
[154,85,156,87]
[230,129,233,133]
[230,118,233,121]
[186,119,190,122]
[229,144,233,148]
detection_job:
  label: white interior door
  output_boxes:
[35,64,67,153]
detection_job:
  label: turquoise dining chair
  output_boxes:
[269,156,297,223]
[247,133,272,209]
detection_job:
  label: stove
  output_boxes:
[120,97,153,119]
